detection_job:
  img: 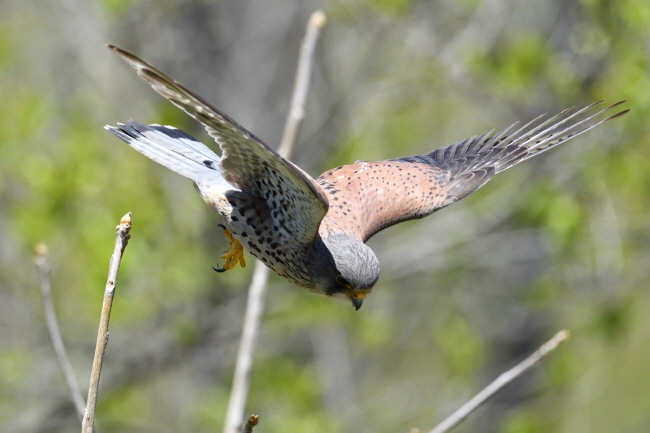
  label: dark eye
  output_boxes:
[336,275,352,288]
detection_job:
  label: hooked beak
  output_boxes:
[341,290,367,311]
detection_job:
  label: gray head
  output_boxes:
[321,232,380,310]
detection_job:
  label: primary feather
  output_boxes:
[106,44,628,308]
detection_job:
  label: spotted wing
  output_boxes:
[109,45,329,245]
[318,101,627,241]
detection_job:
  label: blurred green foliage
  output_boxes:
[0,1,649,433]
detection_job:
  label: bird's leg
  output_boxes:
[213,224,246,272]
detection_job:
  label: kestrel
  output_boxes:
[105,45,628,309]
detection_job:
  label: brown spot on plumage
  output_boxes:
[107,45,627,307]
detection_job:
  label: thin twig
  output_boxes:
[221,10,327,433]
[277,10,327,157]
[428,330,570,433]
[81,212,132,433]
[241,414,259,433]
[221,263,269,433]
[35,244,86,420]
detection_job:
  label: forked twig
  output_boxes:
[35,244,86,420]
[81,212,132,433]
[221,10,327,433]
[428,330,570,433]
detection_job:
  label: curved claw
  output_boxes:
[213,223,246,272]
[212,265,227,273]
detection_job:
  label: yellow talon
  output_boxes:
[219,227,246,271]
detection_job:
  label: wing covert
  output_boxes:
[109,45,329,245]
[318,101,627,241]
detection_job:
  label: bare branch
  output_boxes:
[241,414,259,433]
[428,330,570,433]
[81,212,132,433]
[221,10,327,433]
[277,9,327,156]
[221,263,269,433]
[35,243,86,420]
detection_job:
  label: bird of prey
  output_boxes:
[105,45,627,310]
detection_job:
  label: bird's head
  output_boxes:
[321,233,380,310]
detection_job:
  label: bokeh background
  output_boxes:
[1,0,648,432]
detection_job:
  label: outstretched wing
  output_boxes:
[109,45,328,245]
[317,101,628,241]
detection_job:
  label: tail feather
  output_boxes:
[105,121,226,185]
